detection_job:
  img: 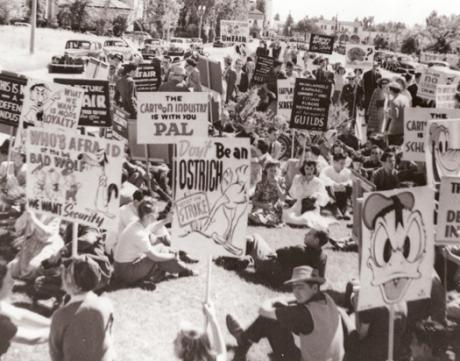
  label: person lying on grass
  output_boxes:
[216,229,328,289]
[0,260,50,357]
[226,266,344,361]
[113,198,198,290]
[49,256,114,361]
[174,302,226,361]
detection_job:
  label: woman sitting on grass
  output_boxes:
[0,261,50,357]
[248,160,286,227]
[174,302,226,361]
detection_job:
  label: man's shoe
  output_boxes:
[226,314,244,345]
[178,269,199,278]
[179,251,199,264]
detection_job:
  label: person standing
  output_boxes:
[371,152,400,191]
[158,66,189,92]
[366,78,390,134]
[185,58,202,92]
[362,62,382,116]
[386,81,410,146]
[115,63,137,119]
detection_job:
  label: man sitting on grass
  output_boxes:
[409,320,452,361]
[216,229,328,289]
[226,266,344,361]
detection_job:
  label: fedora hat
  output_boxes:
[284,266,325,285]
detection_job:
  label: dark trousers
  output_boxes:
[244,316,301,361]
[327,185,352,214]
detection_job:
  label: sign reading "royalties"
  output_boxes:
[290,78,331,132]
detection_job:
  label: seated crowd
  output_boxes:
[1,38,460,361]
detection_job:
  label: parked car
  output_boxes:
[192,38,203,47]
[103,38,142,62]
[167,38,189,56]
[12,22,30,27]
[64,39,105,60]
[140,38,164,59]
[395,59,418,74]
[48,54,85,74]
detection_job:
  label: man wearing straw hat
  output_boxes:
[226,266,344,361]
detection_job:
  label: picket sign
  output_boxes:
[204,254,212,330]
[388,305,395,361]
[72,221,79,258]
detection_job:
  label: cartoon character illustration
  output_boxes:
[23,83,61,125]
[362,192,426,305]
[181,165,249,256]
[428,123,460,183]
[78,150,119,214]
[62,170,81,203]
[46,169,64,202]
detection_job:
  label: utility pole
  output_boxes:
[30,0,37,54]
[197,5,206,40]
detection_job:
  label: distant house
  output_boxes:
[55,0,131,21]
[316,19,362,36]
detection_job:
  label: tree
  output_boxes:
[112,15,128,36]
[283,13,294,36]
[145,0,182,40]
[295,17,322,34]
[361,16,374,31]
[401,36,419,54]
[274,13,280,21]
[0,0,22,24]
[61,0,89,32]
[374,35,389,49]
[256,0,265,14]
[421,11,460,53]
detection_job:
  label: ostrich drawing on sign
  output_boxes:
[78,150,119,217]
[181,165,249,256]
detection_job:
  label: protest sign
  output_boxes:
[137,92,209,144]
[309,34,334,54]
[403,108,460,162]
[435,83,457,109]
[111,106,129,141]
[220,20,249,43]
[357,186,434,311]
[277,78,295,119]
[425,118,460,230]
[127,119,172,162]
[289,78,331,132]
[84,57,110,80]
[15,79,85,149]
[437,177,460,244]
[252,56,274,85]
[418,67,459,101]
[420,52,459,67]
[54,78,112,127]
[0,71,27,127]
[172,137,250,257]
[345,44,374,69]
[351,170,376,248]
[25,126,124,230]
[133,61,162,92]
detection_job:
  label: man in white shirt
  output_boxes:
[267,127,283,160]
[320,153,352,220]
[307,146,329,175]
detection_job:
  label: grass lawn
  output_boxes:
[3,223,358,361]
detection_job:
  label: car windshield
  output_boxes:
[66,41,91,50]
[105,40,127,47]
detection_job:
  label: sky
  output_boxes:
[272,0,460,26]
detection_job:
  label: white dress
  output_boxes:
[283,175,336,230]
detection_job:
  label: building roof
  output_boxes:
[316,19,360,27]
[58,0,131,10]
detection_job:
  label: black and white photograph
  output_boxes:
[0,0,460,360]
